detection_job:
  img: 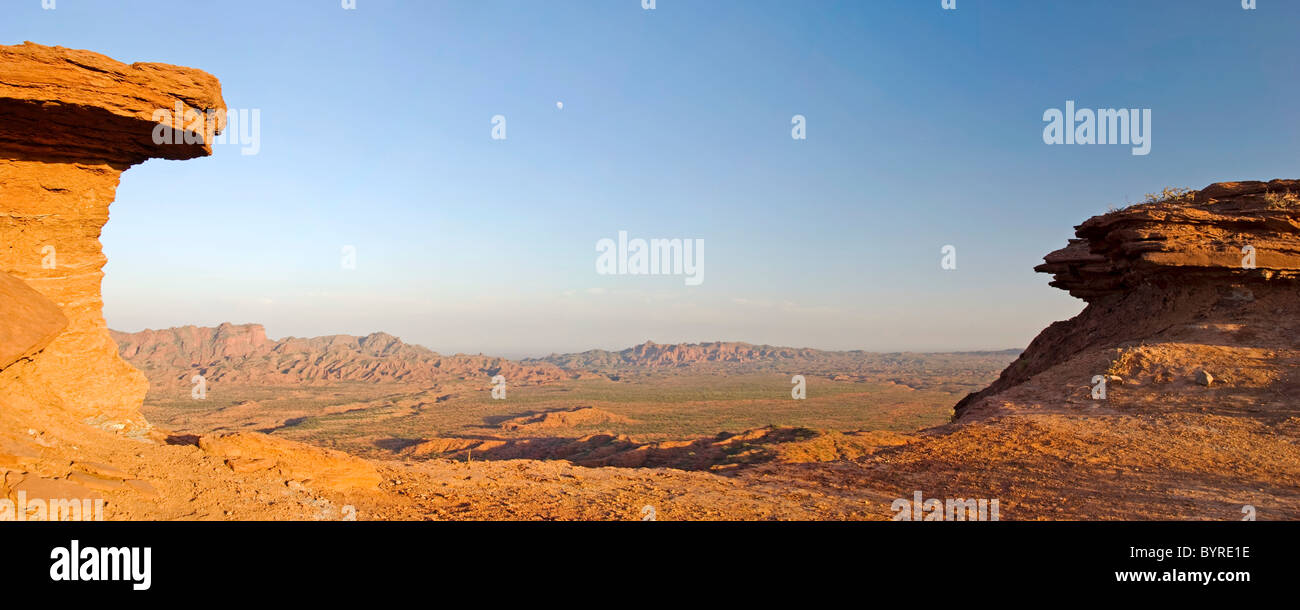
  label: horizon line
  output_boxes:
[108,321,1024,360]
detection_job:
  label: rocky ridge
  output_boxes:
[531,341,1018,390]
[111,323,571,387]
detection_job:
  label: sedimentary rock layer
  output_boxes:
[1036,180,1300,300]
[0,42,226,424]
[0,42,225,163]
[955,179,1300,419]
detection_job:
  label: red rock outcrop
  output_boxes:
[956,179,1300,419]
[1038,180,1300,300]
[0,42,224,163]
[0,42,226,424]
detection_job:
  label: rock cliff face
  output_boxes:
[0,42,226,425]
[956,179,1300,420]
[1,45,385,516]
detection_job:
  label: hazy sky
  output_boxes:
[5,0,1297,357]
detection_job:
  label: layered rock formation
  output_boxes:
[1,45,390,518]
[0,43,223,163]
[1038,180,1300,299]
[0,42,226,424]
[956,179,1300,419]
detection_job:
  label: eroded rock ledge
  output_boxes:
[0,42,226,424]
[956,179,1300,419]
[1037,180,1300,300]
[0,42,225,163]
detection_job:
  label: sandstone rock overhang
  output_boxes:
[1036,179,1300,301]
[0,41,226,164]
[0,43,225,424]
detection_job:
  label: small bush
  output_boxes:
[1143,187,1194,205]
[1263,190,1299,206]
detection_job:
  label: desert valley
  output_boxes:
[3,34,1299,525]
[5,0,1299,596]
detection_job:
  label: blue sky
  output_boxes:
[4,0,1297,357]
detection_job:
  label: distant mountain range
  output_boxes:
[111,324,1019,392]
[110,323,569,387]
[526,341,822,369]
[528,340,1018,372]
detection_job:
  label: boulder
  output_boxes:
[0,270,67,372]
